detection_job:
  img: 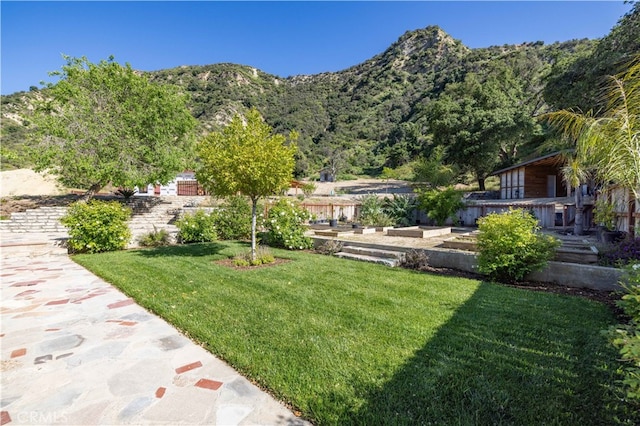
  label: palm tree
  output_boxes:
[545,55,640,233]
[560,155,589,235]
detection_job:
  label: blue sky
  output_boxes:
[1,1,633,95]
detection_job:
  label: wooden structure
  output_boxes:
[491,152,568,200]
[601,185,639,235]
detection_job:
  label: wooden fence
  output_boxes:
[264,202,360,221]
[177,180,209,196]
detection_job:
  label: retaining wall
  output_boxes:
[312,236,623,291]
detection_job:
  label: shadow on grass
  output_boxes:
[134,242,230,258]
[342,282,631,425]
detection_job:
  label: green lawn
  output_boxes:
[74,242,636,425]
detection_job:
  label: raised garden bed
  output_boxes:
[353,227,377,235]
[314,229,355,237]
[554,242,599,264]
[440,235,477,251]
[387,226,451,239]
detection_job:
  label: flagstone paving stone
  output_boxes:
[1,232,309,425]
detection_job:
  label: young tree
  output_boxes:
[28,55,197,199]
[196,108,298,259]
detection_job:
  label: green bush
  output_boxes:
[357,193,394,227]
[263,199,312,250]
[416,186,465,226]
[609,263,640,404]
[138,226,172,247]
[301,182,317,197]
[61,200,132,254]
[477,209,560,282]
[383,194,417,227]
[211,196,252,240]
[175,209,217,243]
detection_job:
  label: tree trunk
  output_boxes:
[250,197,258,261]
[573,186,584,236]
[477,177,486,192]
[80,183,103,202]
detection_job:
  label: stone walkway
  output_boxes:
[0,232,310,425]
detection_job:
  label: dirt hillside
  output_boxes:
[1,169,65,197]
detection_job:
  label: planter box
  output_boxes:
[440,238,477,251]
[314,229,354,237]
[554,244,599,264]
[386,226,451,239]
[354,227,377,235]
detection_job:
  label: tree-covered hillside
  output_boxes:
[2,3,638,182]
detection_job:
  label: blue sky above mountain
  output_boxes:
[1,1,632,95]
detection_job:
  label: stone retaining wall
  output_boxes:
[0,206,68,233]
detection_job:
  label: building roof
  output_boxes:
[490,151,567,176]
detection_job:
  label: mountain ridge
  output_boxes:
[0,22,618,178]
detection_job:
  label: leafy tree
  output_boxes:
[412,145,457,187]
[543,3,639,112]
[545,56,640,208]
[196,108,298,259]
[426,67,535,190]
[28,55,197,198]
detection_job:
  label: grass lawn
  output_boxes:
[73,242,636,425]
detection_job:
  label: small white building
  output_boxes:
[135,171,205,196]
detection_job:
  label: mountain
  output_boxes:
[0,24,609,178]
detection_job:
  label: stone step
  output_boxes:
[1,241,68,257]
[339,245,405,260]
[334,252,401,267]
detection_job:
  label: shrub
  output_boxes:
[477,209,560,282]
[599,236,640,267]
[316,239,344,256]
[400,249,430,271]
[233,245,276,267]
[383,194,417,227]
[593,198,618,231]
[138,226,172,247]
[263,199,313,250]
[416,186,465,226]
[175,209,217,243]
[301,182,317,197]
[211,196,252,240]
[115,187,137,200]
[61,200,132,254]
[357,193,394,227]
[608,263,640,404]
